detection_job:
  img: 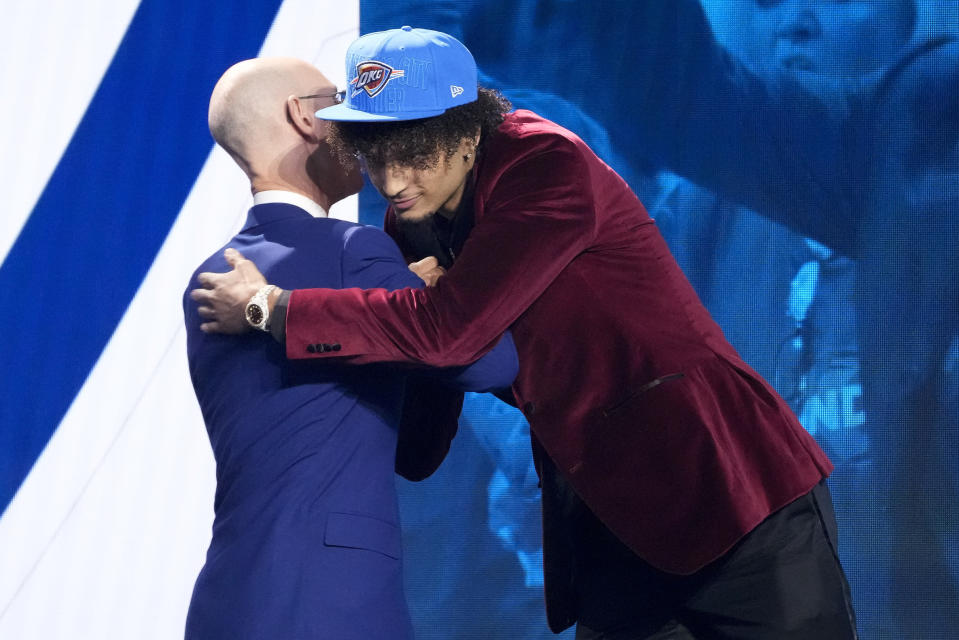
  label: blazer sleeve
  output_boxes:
[287,134,595,366]
[339,225,519,480]
[339,224,518,390]
[393,377,465,481]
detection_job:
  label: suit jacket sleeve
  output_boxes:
[287,134,595,366]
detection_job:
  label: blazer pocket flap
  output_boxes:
[324,511,401,559]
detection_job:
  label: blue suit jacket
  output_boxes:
[182,202,517,639]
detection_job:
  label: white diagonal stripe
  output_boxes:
[0,0,141,267]
[0,1,359,637]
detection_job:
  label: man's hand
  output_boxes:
[190,248,268,334]
[408,256,447,287]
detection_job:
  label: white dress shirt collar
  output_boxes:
[253,190,328,218]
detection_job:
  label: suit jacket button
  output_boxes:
[331,343,341,351]
[523,402,535,415]
[307,344,317,353]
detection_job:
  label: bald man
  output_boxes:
[182,58,517,640]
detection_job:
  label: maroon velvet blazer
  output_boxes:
[285,111,832,574]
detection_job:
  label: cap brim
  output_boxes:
[316,102,448,122]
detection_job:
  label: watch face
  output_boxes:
[246,303,264,327]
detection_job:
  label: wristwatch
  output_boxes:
[245,284,277,332]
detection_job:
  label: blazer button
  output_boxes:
[331,343,341,351]
[307,344,317,353]
[523,402,535,415]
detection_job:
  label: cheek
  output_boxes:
[746,14,781,65]
[825,3,888,43]
[833,16,901,71]
[752,13,778,40]
[807,6,875,64]
[417,171,446,200]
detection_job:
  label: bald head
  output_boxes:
[208,57,361,207]
[209,57,333,174]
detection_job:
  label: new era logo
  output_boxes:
[450,85,464,98]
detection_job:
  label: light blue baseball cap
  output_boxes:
[316,26,478,122]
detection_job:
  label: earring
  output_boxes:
[463,152,473,162]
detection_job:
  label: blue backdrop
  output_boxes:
[1,2,956,638]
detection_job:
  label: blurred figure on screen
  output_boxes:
[651,2,917,633]
[590,2,957,637]
[744,0,915,78]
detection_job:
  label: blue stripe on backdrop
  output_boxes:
[0,0,283,512]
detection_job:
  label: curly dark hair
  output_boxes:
[328,87,512,170]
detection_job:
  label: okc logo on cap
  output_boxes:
[351,60,405,99]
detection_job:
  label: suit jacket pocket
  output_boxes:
[324,511,402,559]
[602,373,686,417]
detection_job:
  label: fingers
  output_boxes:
[194,271,222,289]
[224,247,248,267]
[236,258,267,285]
[199,320,234,334]
[409,257,447,286]
[420,266,446,287]
[225,248,267,285]
[189,249,265,335]
[409,256,440,273]
[199,316,250,335]
[194,252,266,291]
[190,287,213,303]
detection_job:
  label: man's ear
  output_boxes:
[286,95,318,141]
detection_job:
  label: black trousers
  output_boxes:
[571,481,857,639]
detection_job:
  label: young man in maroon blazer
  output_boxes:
[192,27,857,639]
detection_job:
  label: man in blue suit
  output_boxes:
[182,57,517,639]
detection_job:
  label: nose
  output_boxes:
[775,1,821,43]
[368,161,411,198]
